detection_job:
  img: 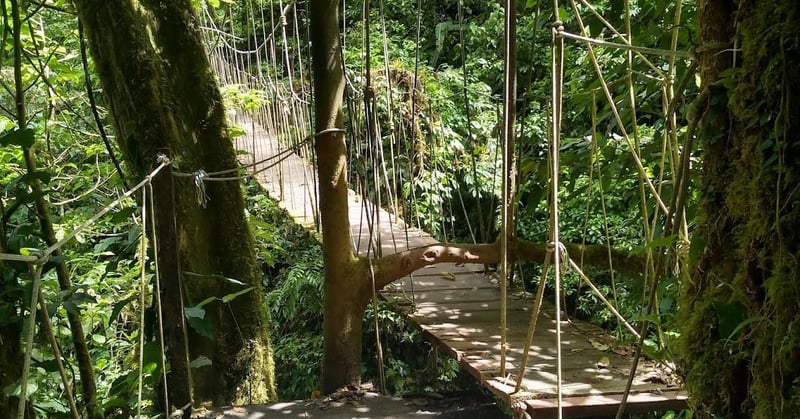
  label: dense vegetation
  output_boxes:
[1,0,798,418]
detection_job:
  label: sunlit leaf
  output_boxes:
[184,306,206,319]
[221,286,254,303]
[190,356,213,369]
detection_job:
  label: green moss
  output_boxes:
[231,330,278,404]
[683,0,800,417]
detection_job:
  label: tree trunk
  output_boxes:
[682,0,800,417]
[309,0,374,393]
[73,0,276,410]
[0,314,22,417]
[8,1,99,416]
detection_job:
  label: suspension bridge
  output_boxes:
[200,0,692,416]
[224,109,686,417]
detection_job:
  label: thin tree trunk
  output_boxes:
[309,0,374,393]
[10,1,99,416]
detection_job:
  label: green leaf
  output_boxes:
[142,341,164,367]
[190,356,213,369]
[689,235,706,265]
[646,234,676,249]
[3,380,38,398]
[35,398,69,413]
[196,296,216,308]
[228,125,246,138]
[221,286,255,303]
[91,334,107,345]
[187,315,214,339]
[0,128,35,148]
[557,6,569,22]
[725,316,766,343]
[109,296,137,326]
[183,271,247,286]
[184,306,206,319]
[713,300,746,340]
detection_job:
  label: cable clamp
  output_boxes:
[194,170,210,208]
[552,20,564,35]
[156,153,171,165]
[311,128,346,143]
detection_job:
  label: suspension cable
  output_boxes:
[550,5,566,418]
[499,0,518,379]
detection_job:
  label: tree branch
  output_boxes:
[372,238,645,289]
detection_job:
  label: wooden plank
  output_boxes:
[525,391,688,418]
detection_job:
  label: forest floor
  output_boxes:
[194,388,506,418]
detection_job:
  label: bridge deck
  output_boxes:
[236,117,686,417]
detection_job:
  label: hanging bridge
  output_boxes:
[222,111,686,417]
[199,0,692,416]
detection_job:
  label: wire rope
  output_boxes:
[550,4,566,417]
[148,181,170,413]
[457,0,486,244]
[136,184,148,418]
[499,0,518,379]
[16,262,43,419]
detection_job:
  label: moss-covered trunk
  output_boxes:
[72,0,276,410]
[682,1,800,417]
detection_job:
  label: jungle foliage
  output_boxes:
[1,0,798,417]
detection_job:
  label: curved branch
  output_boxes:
[373,238,645,290]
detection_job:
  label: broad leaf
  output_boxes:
[190,356,213,369]
[184,306,206,319]
[0,128,34,148]
[221,286,255,303]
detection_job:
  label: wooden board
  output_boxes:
[524,391,688,418]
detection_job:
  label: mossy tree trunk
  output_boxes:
[72,0,276,411]
[682,1,800,417]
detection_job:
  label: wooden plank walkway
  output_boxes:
[235,116,686,417]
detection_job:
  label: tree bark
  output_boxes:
[73,0,276,411]
[682,0,800,417]
[309,0,373,393]
[373,239,645,289]
[0,303,23,418]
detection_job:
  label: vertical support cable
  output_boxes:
[499,0,517,378]
[136,187,148,418]
[148,182,170,414]
[550,13,566,419]
[17,262,43,419]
